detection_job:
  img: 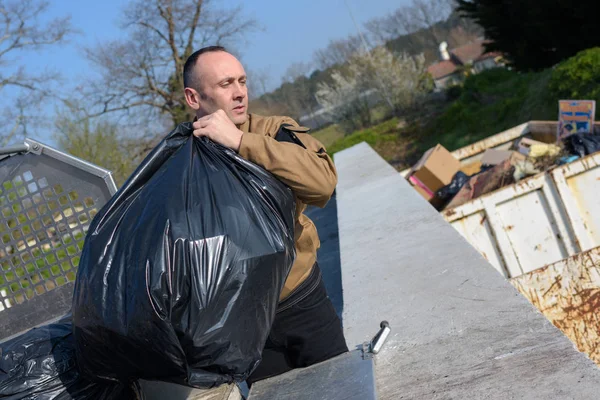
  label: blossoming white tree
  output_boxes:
[316,47,429,132]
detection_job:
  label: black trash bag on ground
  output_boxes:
[435,171,470,205]
[72,123,296,388]
[0,316,141,400]
[563,133,600,158]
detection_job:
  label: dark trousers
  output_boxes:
[247,263,349,385]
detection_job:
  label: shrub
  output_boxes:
[548,48,600,100]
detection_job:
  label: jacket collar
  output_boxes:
[238,114,251,133]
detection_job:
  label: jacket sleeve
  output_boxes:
[237,122,337,208]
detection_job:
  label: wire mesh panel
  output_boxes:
[0,141,116,341]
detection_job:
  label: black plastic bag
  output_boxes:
[0,316,141,400]
[72,123,296,388]
[435,171,470,202]
[563,133,600,157]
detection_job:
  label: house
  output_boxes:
[427,39,503,90]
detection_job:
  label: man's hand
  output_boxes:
[193,109,243,151]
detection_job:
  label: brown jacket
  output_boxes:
[237,113,337,300]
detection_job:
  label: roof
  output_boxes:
[452,40,487,64]
[427,60,458,80]
[427,39,501,80]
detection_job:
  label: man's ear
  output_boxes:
[184,87,200,110]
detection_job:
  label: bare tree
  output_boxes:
[245,67,286,116]
[406,0,454,46]
[313,35,364,70]
[246,67,272,100]
[0,0,73,145]
[447,25,481,48]
[81,0,259,136]
[364,0,455,50]
[364,8,415,45]
[282,63,313,113]
[282,62,313,84]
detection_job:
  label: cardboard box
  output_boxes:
[480,149,526,166]
[409,144,460,193]
[410,179,434,201]
[459,160,482,176]
[408,177,446,209]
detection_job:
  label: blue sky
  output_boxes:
[38,0,406,87]
[5,0,409,143]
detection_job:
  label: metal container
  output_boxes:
[435,123,600,279]
[429,122,600,366]
[511,247,600,365]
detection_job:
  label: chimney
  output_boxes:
[439,41,450,61]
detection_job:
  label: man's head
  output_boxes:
[183,46,249,125]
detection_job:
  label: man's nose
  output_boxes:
[233,82,246,99]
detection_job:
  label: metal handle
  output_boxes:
[0,143,30,156]
[370,320,391,354]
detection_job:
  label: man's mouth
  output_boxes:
[233,105,245,112]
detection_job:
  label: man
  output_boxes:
[183,46,348,384]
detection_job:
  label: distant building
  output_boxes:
[427,39,503,90]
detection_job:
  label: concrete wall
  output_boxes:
[334,142,600,399]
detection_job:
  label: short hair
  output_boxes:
[183,45,227,90]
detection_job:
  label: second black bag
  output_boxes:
[563,132,600,158]
[0,316,141,400]
[72,123,296,388]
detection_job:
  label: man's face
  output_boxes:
[192,51,248,125]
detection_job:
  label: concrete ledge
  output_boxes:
[334,142,600,399]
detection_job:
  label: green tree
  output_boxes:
[54,111,143,187]
[548,48,600,100]
[457,0,599,71]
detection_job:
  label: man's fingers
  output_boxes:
[193,118,212,129]
[195,114,212,125]
[193,127,209,138]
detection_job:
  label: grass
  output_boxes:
[414,68,556,156]
[316,118,414,170]
[316,50,599,168]
[328,118,400,154]
[311,124,344,148]
[318,67,563,168]
[311,103,395,151]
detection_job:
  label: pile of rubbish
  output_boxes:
[407,130,600,211]
[0,123,298,398]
